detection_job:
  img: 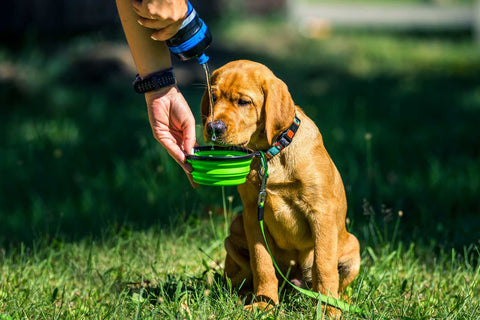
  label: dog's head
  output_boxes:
[201,60,296,150]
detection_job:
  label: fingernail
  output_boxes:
[150,34,158,41]
[137,19,143,26]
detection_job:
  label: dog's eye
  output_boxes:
[237,98,252,107]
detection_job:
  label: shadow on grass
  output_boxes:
[1,28,479,250]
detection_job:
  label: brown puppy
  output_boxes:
[200,60,360,316]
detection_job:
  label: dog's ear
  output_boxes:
[263,76,296,145]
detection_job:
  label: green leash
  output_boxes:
[256,152,366,316]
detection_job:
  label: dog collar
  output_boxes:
[264,115,301,161]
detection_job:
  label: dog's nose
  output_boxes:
[206,120,227,137]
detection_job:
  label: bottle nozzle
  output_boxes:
[197,53,209,65]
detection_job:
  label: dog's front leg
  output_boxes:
[242,206,278,311]
[308,206,342,317]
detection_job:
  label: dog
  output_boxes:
[200,60,360,316]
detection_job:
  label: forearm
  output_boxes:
[115,0,171,76]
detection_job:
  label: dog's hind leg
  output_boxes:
[224,215,252,288]
[338,232,360,293]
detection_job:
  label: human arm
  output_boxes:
[115,0,196,177]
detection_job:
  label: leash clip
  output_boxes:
[257,190,266,207]
[257,170,268,207]
[257,151,269,208]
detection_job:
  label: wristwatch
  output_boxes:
[133,67,176,94]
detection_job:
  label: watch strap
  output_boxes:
[133,67,176,94]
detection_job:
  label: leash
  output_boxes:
[256,151,366,316]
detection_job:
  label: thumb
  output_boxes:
[183,120,197,155]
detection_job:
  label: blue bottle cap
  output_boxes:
[197,53,209,65]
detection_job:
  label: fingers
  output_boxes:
[161,138,187,165]
[132,0,187,21]
[150,23,182,41]
[137,16,172,30]
[185,169,199,188]
[132,0,165,20]
[182,115,197,157]
[161,140,198,188]
[137,16,183,41]
[132,0,188,40]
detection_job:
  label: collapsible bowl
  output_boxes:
[186,146,255,186]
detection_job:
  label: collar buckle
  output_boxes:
[277,131,293,146]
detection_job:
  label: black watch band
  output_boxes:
[133,67,176,94]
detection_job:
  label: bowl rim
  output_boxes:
[186,146,255,162]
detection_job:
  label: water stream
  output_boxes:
[202,62,216,143]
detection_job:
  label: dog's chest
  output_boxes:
[243,158,315,250]
[264,184,314,250]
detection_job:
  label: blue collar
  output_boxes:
[264,115,301,161]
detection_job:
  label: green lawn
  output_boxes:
[0,212,478,319]
[304,0,475,4]
[1,16,479,319]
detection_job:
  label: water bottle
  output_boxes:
[166,1,212,64]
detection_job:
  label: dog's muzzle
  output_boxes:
[206,120,227,138]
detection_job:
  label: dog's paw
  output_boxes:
[341,293,352,304]
[244,301,275,314]
[326,307,342,319]
[313,305,342,319]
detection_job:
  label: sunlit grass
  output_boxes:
[304,0,475,4]
[0,212,478,319]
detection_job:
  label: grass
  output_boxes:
[0,209,478,319]
[303,0,475,4]
[1,13,480,319]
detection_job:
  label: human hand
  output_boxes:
[132,0,188,41]
[144,85,197,186]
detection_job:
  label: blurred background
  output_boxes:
[1,0,479,250]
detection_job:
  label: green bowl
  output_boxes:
[186,146,255,186]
